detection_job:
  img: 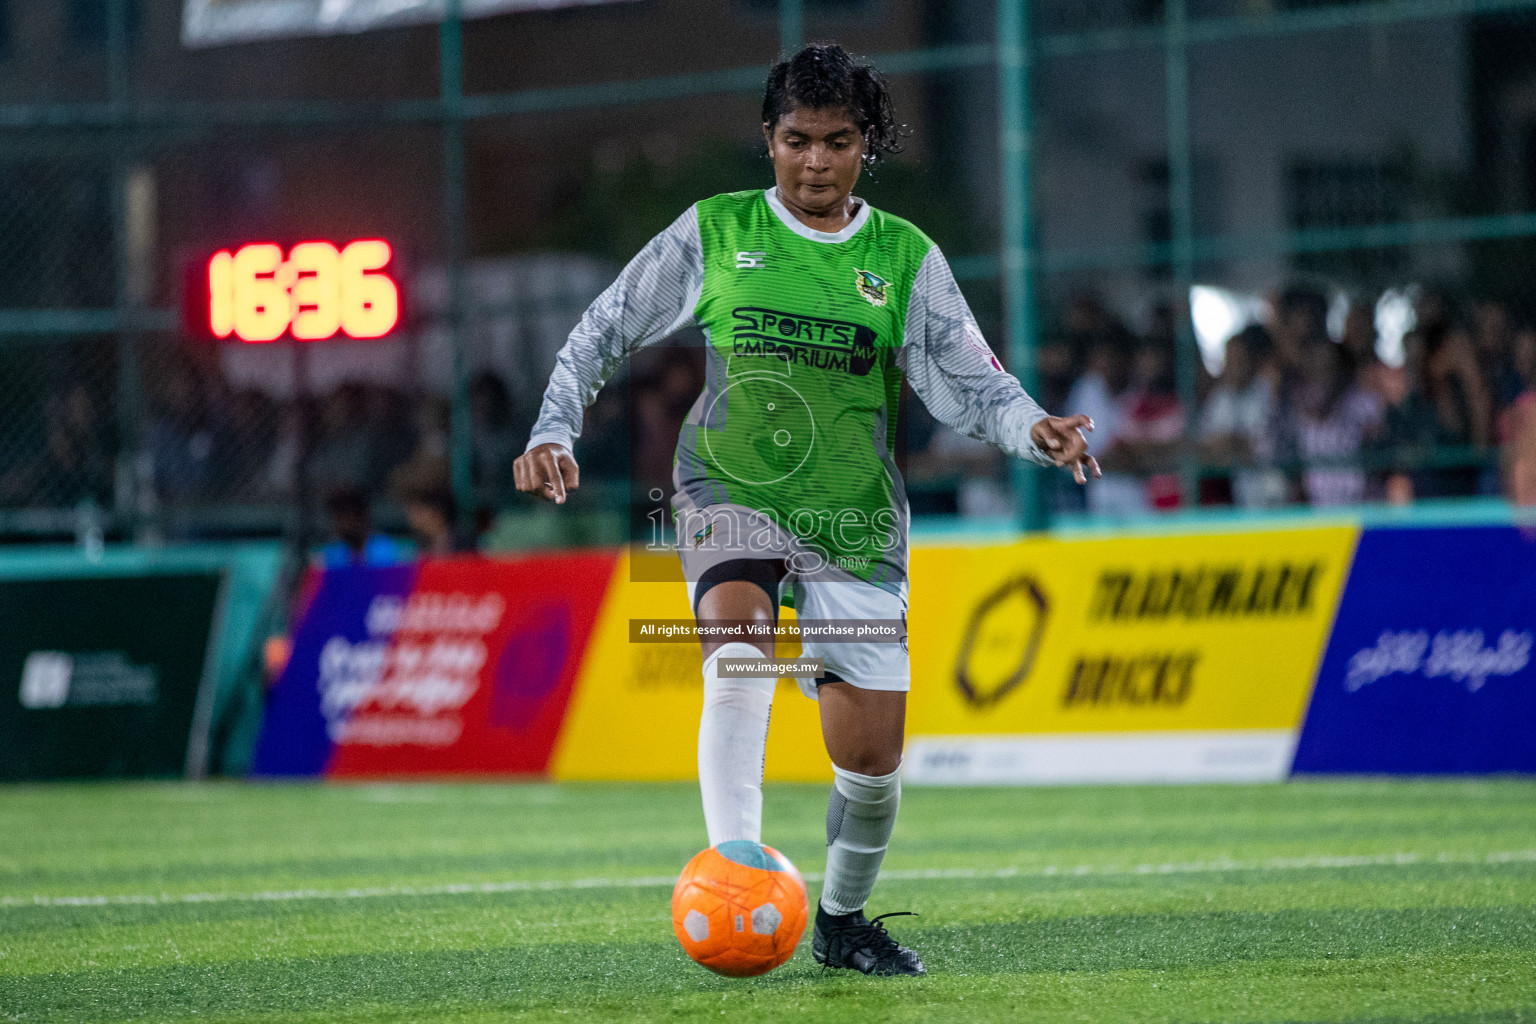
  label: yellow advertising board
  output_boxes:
[551,526,1359,783]
[903,525,1359,783]
[549,548,831,782]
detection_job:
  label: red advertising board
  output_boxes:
[284,552,615,777]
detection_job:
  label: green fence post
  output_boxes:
[1165,0,1200,507]
[1000,0,1047,532]
[107,0,145,541]
[441,1,474,527]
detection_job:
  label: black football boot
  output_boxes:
[811,906,925,976]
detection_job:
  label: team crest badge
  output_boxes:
[853,268,889,307]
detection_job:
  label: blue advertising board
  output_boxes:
[252,564,419,776]
[1293,526,1536,774]
[249,551,614,779]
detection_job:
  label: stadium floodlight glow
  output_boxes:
[1374,286,1418,369]
[206,239,400,343]
[1189,285,1264,375]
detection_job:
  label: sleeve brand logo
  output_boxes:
[963,321,1004,372]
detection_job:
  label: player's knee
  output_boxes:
[702,641,777,702]
[831,747,902,778]
[697,578,777,625]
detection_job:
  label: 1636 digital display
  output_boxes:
[193,239,401,342]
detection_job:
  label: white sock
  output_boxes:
[819,761,901,915]
[697,642,776,847]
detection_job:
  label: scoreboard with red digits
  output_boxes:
[191,239,401,342]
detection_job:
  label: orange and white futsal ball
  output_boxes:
[671,840,809,976]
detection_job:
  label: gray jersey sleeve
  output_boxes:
[898,245,1056,467]
[524,206,704,454]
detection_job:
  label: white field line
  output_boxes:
[5,849,1535,911]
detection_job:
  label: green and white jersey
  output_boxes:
[526,188,1055,589]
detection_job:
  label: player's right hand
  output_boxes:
[514,443,580,504]
[1030,414,1102,485]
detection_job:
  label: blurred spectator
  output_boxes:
[387,393,451,496]
[213,389,281,499]
[57,383,111,493]
[925,428,1011,518]
[1507,328,1536,409]
[1045,294,1110,411]
[1338,301,1401,410]
[1376,331,1441,504]
[402,482,478,556]
[319,486,405,568]
[1060,293,1113,344]
[368,386,418,486]
[1037,337,1076,415]
[1414,286,1452,340]
[658,355,703,420]
[903,400,1012,519]
[308,383,381,495]
[0,383,112,506]
[1378,325,1491,501]
[1117,342,1185,509]
[1199,325,1285,508]
[1286,341,1382,506]
[263,400,305,498]
[1472,298,1520,407]
[631,386,675,494]
[1270,286,1329,380]
[1066,336,1145,516]
[630,352,702,498]
[1501,329,1536,504]
[1436,325,1494,487]
[470,371,522,495]
[1505,405,1536,505]
[577,384,630,482]
[901,402,955,516]
[147,358,226,503]
[1143,301,1178,355]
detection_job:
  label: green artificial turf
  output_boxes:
[2,779,1534,1023]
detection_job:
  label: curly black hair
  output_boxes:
[762,43,907,169]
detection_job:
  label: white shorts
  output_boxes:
[787,576,910,699]
[677,504,909,699]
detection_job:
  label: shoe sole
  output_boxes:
[812,926,926,976]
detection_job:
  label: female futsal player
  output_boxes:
[515,43,1098,976]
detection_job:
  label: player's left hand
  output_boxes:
[1030,414,1102,485]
